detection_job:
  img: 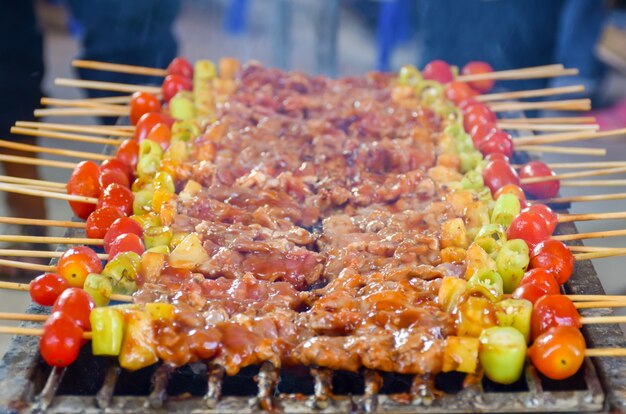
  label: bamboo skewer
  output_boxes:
[516,161,626,170]
[82,95,133,104]
[0,281,130,302]
[477,85,585,102]
[497,122,599,132]
[575,301,626,309]
[0,139,110,161]
[72,59,168,77]
[0,259,55,272]
[504,116,596,124]
[0,235,103,245]
[55,78,161,95]
[14,122,133,137]
[0,183,96,203]
[0,249,106,260]
[561,179,626,187]
[34,107,128,118]
[559,211,626,223]
[535,192,626,204]
[515,128,626,146]
[456,65,576,82]
[11,127,121,146]
[0,154,77,169]
[520,166,626,184]
[0,217,85,228]
[489,98,591,113]
[574,249,626,260]
[565,294,626,302]
[40,97,129,112]
[0,175,66,189]
[520,145,607,156]
[568,246,624,253]
[555,228,626,241]
[0,326,92,339]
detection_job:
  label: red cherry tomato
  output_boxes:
[422,60,454,84]
[98,183,134,216]
[162,74,192,103]
[484,152,510,163]
[30,273,69,306]
[66,161,101,220]
[98,167,130,189]
[482,159,520,195]
[130,91,161,125]
[103,217,144,253]
[40,311,83,367]
[115,139,140,172]
[522,204,558,234]
[147,122,171,151]
[470,123,497,147]
[100,158,133,182]
[519,161,560,199]
[529,240,575,284]
[85,206,126,239]
[463,103,496,132]
[461,61,495,93]
[531,294,581,340]
[108,233,145,260]
[512,283,550,304]
[528,326,586,380]
[52,288,95,331]
[458,99,479,111]
[520,268,560,295]
[506,211,551,250]
[477,129,514,158]
[494,184,527,208]
[134,112,174,142]
[56,246,103,288]
[445,81,478,104]
[167,57,194,79]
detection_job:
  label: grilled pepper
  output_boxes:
[479,326,527,384]
[491,193,521,227]
[464,243,496,280]
[102,252,141,295]
[136,139,163,178]
[495,298,533,343]
[496,239,530,293]
[143,226,174,250]
[467,268,504,302]
[83,273,112,307]
[90,307,124,356]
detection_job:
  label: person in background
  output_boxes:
[0,0,179,277]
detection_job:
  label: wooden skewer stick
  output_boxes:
[561,179,626,187]
[586,348,626,357]
[55,77,161,95]
[0,139,110,161]
[21,184,66,194]
[11,127,121,146]
[456,64,575,82]
[477,85,585,102]
[515,127,626,146]
[574,249,626,260]
[0,249,106,260]
[0,259,55,272]
[581,316,626,324]
[520,145,607,156]
[82,95,133,104]
[0,183,96,204]
[520,166,626,184]
[516,161,626,170]
[497,122,599,132]
[0,217,85,228]
[72,59,168,77]
[0,326,92,339]
[0,281,131,302]
[559,211,626,223]
[0,175,66,189]
[14,121,133,138]
[568,246,624,253]
[534,192,626,204]
[0,154,76,169]
[40,97,129,112]
[504,116,596,124]
[565,294,626,302]
[489,98,591,113]
[555,228,626,241]
[575,300,626,309]
[0,235,103,245]
[34,107,128,118]
[0,313,47,322]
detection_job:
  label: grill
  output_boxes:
[1,122,626,413]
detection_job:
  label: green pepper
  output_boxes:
[461,170,484,191]
[459,149,483,173]
[476,224,507,245]
[496,239,530,293]
[495,299,533,343]
[171,119,201,142]
[467,268,504,302]
[130,175,154,193]
[397,65,422,86]
[131,213,161,231]
[491,193,521,227]
[102,251,141,295]
[169,91,196,120]
[83,273,112,307]
[163,141,189,166]
[90,307,125,356]
[137,140,163,178]
[143,226,174,249]
[479,326,527,384]
[146,245,170,254]
[416,80,444,106]
[133,189,154,216]
[152,171,175,194]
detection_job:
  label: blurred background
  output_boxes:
[1,0,626,354]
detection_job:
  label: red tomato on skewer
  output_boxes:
[162,74,193,103]
[506,211,551,250]
[56,246,103,288]
[52,288,95,331]
[100,158,133,182]
[528,326,586,380]
[108,233,145,260]
[461,61,495,93]
[422,60,454,84]
[531,294,581,340]
[134,112,174,142]
[85,206,126,239]
[522,204,558,234]
[519,161,560,199]
[463,103,496,132]
[130,91,161,125]
[98,183,134,216]
[445,81,478,104]
[167,57,194,79]
[40,311,83,367]
[103,217,144,253]
[482,159,520,195]
[477,129,514,158]
[147,122,172,151]
[529,239,574,284]
[512,283,550,304]
[116,139,140,172]
[519,268,561,295]
[470,123,497,147]
[30,273,69,306]
[66,161,101,220]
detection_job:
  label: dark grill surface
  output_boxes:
[1,122,626,413]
